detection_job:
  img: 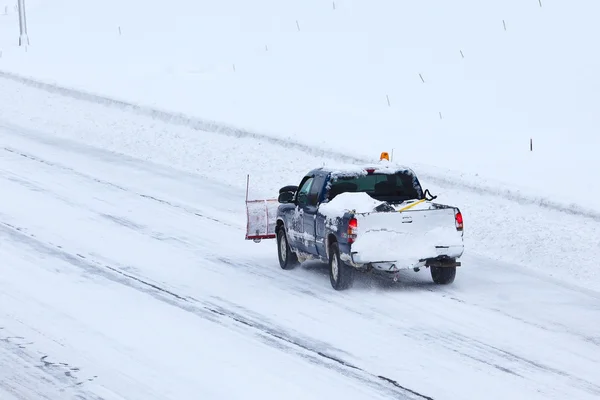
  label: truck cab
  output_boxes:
[276,168,331,260]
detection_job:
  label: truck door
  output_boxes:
[301,174,326,256]
[292,176,314,254]
[314,175,330,259]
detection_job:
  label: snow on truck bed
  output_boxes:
[319,192,384,218]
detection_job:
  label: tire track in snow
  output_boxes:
[455,334,600,397]
[409,329,600,398]
[0,163,198,253]
[1,146,236,228]
[0,221,433,400]
[1,70,599,222]
[0,329,101,399]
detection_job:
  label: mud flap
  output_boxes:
[245,175,278,242]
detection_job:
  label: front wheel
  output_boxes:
[277,227,298,270]
[430,266,456,284]
[329,242,354,290]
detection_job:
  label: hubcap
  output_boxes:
[279,233,287,262]
[331,255,338,281]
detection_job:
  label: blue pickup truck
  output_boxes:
[273,159,464,290]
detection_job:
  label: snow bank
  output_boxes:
[319,192,382,218]
[2,0,600,212]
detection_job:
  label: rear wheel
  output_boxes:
[277,226,298,270]
[329,242,354,290]
[430,266,456,284]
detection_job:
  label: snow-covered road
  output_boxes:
[1,116,599,399]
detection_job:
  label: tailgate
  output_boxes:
[351,207,464,266]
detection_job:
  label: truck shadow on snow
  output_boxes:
[299,261,446,292]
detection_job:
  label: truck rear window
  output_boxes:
[328,172,423,203]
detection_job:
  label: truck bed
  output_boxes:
[349,205,464,269]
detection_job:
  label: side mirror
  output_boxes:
[278,191,295,203]
[279,185,298,194]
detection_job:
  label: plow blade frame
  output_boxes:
[245,175,278,242]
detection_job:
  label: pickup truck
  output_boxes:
[272,158,464,290]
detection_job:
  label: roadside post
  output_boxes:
[18,0,30,46]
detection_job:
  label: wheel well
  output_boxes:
[327,234,337,248]
[326,234,337,258]
[276,220,284,232]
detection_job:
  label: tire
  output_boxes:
[329,242,354,290]
[277,226,298,270]
[430,266,456,284]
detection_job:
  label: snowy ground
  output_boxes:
[1,75,600,399]
[1,0,600,398]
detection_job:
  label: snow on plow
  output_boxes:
[245,175,278,242]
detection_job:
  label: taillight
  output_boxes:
[455,210,463,231]
[348,218,358,243]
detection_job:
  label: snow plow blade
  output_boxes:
[245,175,278,242]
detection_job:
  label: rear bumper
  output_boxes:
[423,257,461,268]
[344,244,464,271]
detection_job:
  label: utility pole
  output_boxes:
[17,0,30,46]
